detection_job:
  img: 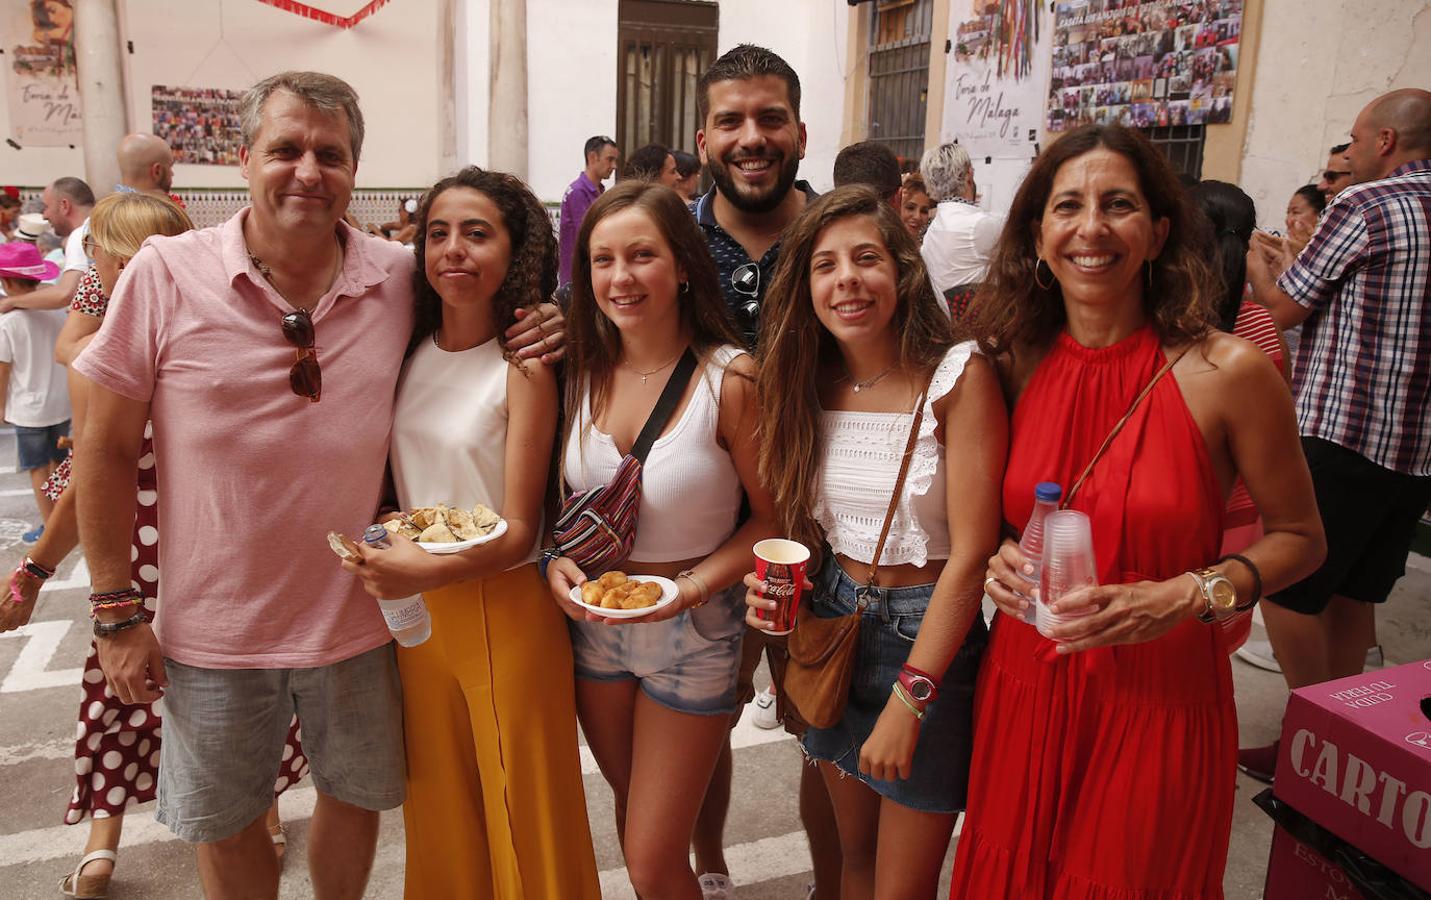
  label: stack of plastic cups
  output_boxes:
[1036,509,1099,640]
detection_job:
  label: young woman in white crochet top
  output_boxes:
[744,186,1006,898]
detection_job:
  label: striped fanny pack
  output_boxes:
[552,349,698,572]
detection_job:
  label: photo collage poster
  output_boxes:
[151,86,246,166]
[1046,0,1241,132]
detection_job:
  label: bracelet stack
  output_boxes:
[20,557,55,582]
[676,569,710,608]
[89,588,145,616]
[93,609,148,637]
[6,557,55,605]
[1218,553,1263,610]
[891,682,925,720]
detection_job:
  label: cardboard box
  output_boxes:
[1264,823,1366,900]
[1275,659,1431,890]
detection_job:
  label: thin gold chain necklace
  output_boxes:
[623,348,685,385]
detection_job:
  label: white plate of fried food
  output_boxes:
[383,503,506,554]
[569,571,679,619]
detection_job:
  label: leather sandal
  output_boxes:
[59,849,116,899]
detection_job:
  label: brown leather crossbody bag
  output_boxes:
[783,379,930,730]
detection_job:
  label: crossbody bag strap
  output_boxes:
[1064,344,1193,508]
[629,348,699,464]
[864,374,935,588]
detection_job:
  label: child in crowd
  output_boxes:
[0,241,69,542]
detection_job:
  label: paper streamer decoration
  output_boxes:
[256,0,392,30]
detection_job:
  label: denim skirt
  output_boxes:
[800,555,987,814]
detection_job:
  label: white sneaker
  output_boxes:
[806,881,817,900]
[698,872,735,899]
[750,688,780,730]
[1235,639,1281,673]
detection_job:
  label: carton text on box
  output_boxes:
[1274,659,1431,890]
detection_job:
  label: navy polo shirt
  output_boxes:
[691,180,818,349]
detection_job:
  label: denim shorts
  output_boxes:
[571,584,746,716]
[801,555,987,814]
[156,643,406,843]
[14,420,69,471]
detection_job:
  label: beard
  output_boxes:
[707,150,800,215]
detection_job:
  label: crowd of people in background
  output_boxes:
[0,39,1426,900]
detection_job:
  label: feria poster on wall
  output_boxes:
[3,0,81,146]
[1046,0,1241,131]
[940,0,1050,213]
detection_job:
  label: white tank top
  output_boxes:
[389,335,540,566]
[812,342,977,568]
[563,345,746,562]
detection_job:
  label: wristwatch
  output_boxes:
[1187,567,1238,623]
[897,668,938,704]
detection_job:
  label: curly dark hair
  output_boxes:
[961,124,1218,360]
[755,185,953,550]
[409,166,557,357]
[565,180,741,425]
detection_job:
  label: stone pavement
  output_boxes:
[0,425,1426,898]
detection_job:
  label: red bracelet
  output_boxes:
[900,662,941,688]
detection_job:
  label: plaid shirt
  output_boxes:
[1279,159,1431,476]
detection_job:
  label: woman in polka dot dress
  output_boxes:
[4,196,308,899]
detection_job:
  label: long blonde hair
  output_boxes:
[89,192,193,261]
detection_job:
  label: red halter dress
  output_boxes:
[950,326,1236,899]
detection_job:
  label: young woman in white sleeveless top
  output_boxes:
[744,187,1007,897]
[343,168,599,899]
[544,181,777,899]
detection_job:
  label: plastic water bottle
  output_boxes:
[361,525,432,647]
[1016,482,1062,624]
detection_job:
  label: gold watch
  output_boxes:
[1187,567,1237,623]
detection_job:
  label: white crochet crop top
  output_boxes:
[812,341,977,568]
[563,345,747,562]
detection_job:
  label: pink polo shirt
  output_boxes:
[74,208,415,668]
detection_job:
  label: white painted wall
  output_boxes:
[525,0,619,202]
[1239,0,1431,230]
[112,0,442,189]
[6,0,851,203]
[714,0,851,194]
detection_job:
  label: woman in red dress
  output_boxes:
[951,125,1326,898]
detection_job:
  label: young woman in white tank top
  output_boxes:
[544,181,778,900]
[744,187,1007,897]
[342,168,600,899]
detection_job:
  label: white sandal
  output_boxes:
[59,849,117,899]
[269,823,287,863]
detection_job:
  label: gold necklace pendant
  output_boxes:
[849,364,895,393]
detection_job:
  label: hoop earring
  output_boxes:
[680,281,690,294]
[1034,258,1056,291]
[1145,260,1154,290]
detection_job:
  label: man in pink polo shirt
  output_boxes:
[74,72,408,898]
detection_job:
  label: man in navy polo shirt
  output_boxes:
[689,44,836,900]
[691,45,818,349]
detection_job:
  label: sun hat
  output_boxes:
[0,241,61,281]
[13,213,51,242]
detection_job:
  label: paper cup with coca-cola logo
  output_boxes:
[753,539,810,635]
